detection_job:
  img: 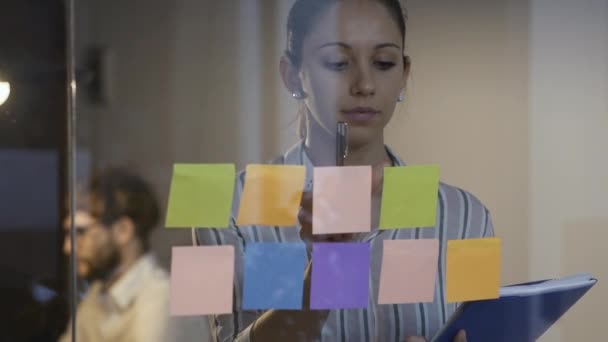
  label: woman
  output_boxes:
[194,0,493,341]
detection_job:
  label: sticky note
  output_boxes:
[170,246,234,315]
[312,166,372,235]
[446,237,501,303]
[310,243,370,309]
[243,242,307,310]
[236,165,306,226]
[378,239,439,304]
[165,164,235,228]
[379,165,440,229]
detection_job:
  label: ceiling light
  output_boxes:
[0,81,10,106]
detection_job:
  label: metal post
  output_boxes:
[65,0,78,340]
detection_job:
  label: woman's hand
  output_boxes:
[453,330,467,342]
[298,191,354,246]
[403,330,467,342]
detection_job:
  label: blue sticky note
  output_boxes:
[310,243,371,310]
[243,242,307,310]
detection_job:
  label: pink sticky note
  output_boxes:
[170,246,234,316]
[378,239,439,304]
[313,166,371,235]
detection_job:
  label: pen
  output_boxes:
[336,122,348,166]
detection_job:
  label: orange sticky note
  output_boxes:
[446,237,501,303]
[313,166,371,235]
[170,246,234,316]
[378,239,439,304]
[236,165,306,226]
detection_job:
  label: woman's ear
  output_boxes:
[280,55,305,98]
[401,55,411,88]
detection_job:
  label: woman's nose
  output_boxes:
[351,65,376,97]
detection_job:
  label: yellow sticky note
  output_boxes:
[446,237,501,303]
[165,164,235,228]
[236,165,306,226]
[379,165,440,229]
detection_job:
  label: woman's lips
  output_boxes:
[341,108,380,123]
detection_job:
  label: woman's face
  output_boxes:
[299,0,408,147]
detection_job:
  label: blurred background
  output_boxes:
[0,0,606,341]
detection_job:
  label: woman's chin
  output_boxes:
[347,127,382,149]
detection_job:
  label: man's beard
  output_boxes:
[83,246,121,283]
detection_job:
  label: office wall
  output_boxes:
[76,0,189,270]
[529,0,608,340]
[386,0,530,285]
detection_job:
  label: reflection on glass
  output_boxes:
[194,1,481,341]
[66,0,608,341]
[61,169,205,342]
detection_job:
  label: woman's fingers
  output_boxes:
[297,207,313,225]
[300,191,313,211]
[453,330,467,342]
[371,160,391,195]
[298,191,313,226]
[298,191,317,252]
[403,337,427,342]
[298,191,355,244]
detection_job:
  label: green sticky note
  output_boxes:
[379,165,440,229]
[165,164,235,228]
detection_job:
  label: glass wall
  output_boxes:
[1,0,606,341]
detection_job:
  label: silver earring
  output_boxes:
[292,90,305,100]
[397,92,405,102]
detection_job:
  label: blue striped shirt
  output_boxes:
[193,142,495,342]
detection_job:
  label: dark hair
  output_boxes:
[87,168,160,250]
[285,0,408,69]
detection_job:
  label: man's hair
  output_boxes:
[87,167,160,250]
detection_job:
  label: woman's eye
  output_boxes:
[375,61,396,70]
[324,61,349,71]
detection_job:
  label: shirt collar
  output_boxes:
[385,145,406,166]
[283,140,405,171]
[285,140,405,191]
[107,253,157,311]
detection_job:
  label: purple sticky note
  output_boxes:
[310,243,371,310]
